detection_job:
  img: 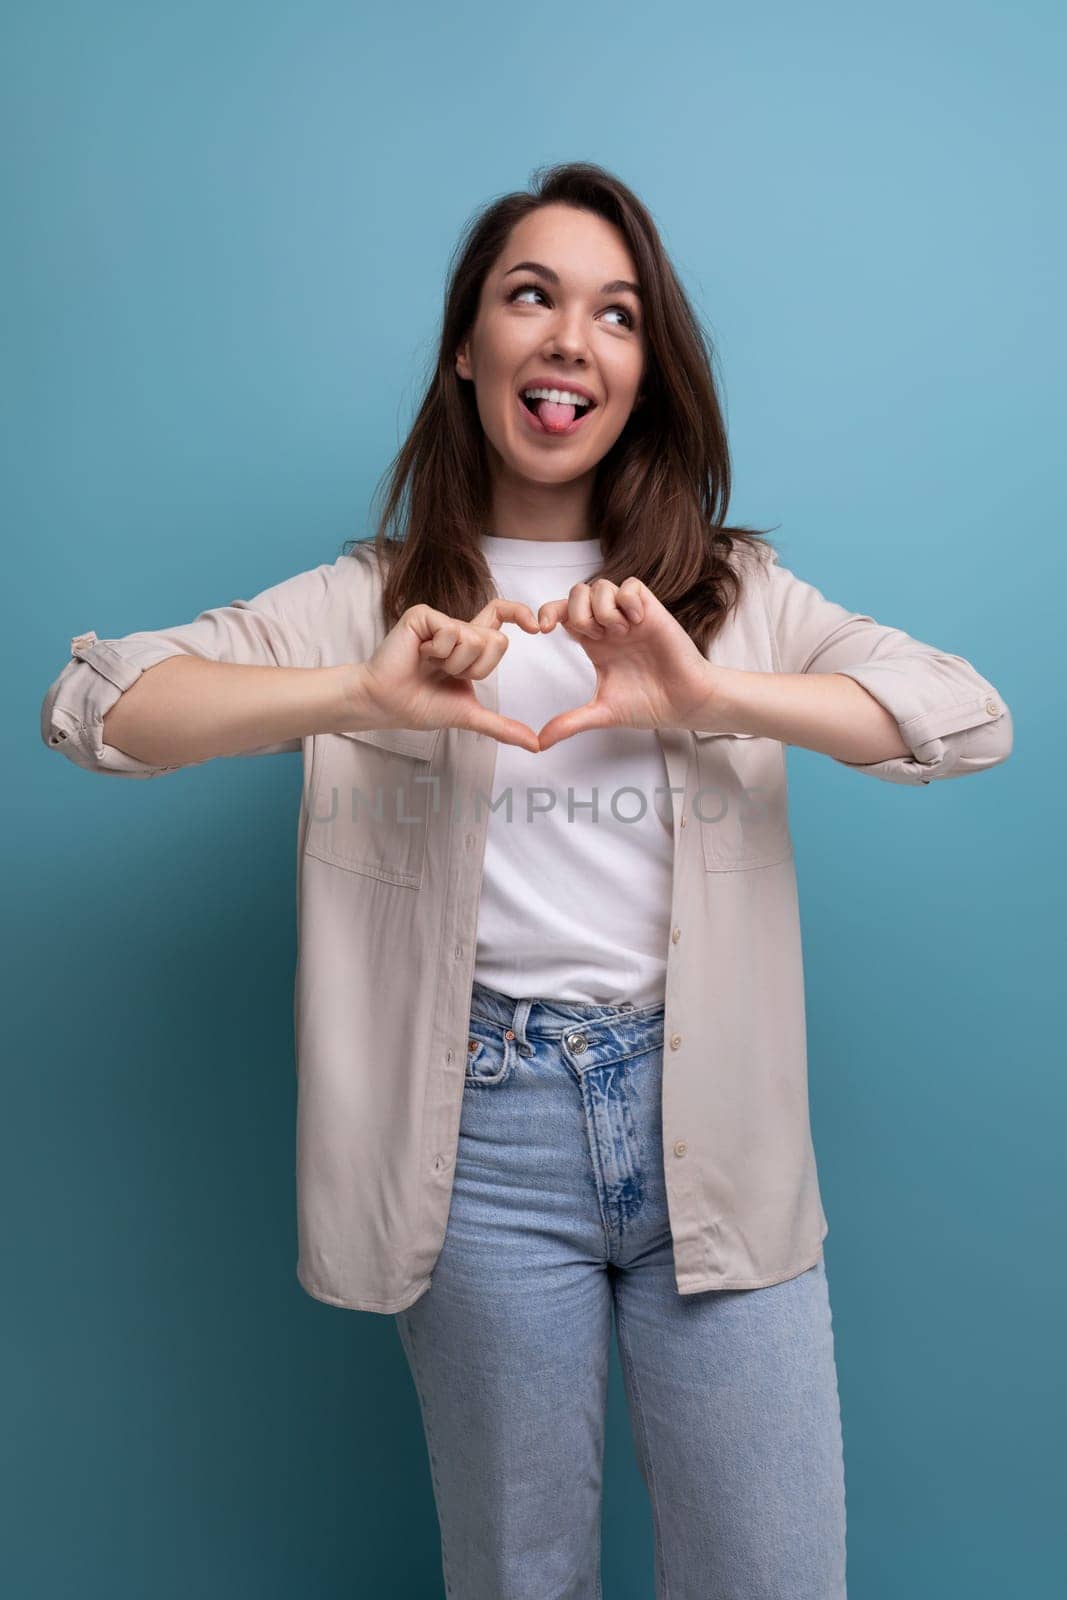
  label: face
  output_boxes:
[455,204,646,488]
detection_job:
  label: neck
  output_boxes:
[485,452,596,542]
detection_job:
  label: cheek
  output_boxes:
[604,377,643,422]
[481,318,530,374]
[625,348,646,394]
[477,360,522,424]
[602,349,643,405]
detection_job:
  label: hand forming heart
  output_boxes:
[368,579,725,753]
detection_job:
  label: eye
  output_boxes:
[506,281,547,307]
[505,281,635,330]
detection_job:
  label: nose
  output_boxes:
[543,310,591,366]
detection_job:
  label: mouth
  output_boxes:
[517,388,597,439]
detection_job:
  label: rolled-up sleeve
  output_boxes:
[40,558,338,777]
[759,549,1013,784]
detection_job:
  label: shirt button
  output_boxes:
[49,731,68,744]
[454,944,462,958]
[679,815,688,828]
[673,1140,687,1157]
[984,699,999,716]
[669,1033,682,1050]
[567,1032,588,1054]
[671,927,681,943]
[465,832,475,847]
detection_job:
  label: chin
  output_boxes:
[507,450,598,486]
[495,423,618,482]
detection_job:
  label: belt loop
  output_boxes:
[510,997,532,1050]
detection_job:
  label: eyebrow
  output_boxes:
[502,260,642,300]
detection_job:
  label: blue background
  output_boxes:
[5,1,1061,1594]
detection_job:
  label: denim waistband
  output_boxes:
[469,977,665,1044]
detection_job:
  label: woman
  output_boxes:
[42,161,1012,1598]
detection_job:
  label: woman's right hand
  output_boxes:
[345,599,543,752]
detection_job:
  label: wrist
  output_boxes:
[336,662,387,733]
[677,664,753,734]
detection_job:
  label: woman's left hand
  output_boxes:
[534,577,726,751]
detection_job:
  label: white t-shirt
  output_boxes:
[473,533,673,1007]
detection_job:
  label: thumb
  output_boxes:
[536,701,615,752]
[461,706,541,753]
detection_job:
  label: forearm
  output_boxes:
[101,656,377,767]
[693,665,912,764]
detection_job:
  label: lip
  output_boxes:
[517,376,599,407]
[516,390,595,439]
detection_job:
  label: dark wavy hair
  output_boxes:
[344,160,778,652]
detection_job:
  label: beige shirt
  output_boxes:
[40,541,1013,1311]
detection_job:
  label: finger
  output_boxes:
[459,631,509,680]
[567,581,605,639]
[422,615,505,669]
[403,603,465,643]
[537,598,570,632]
[470,597,540,634]
[536,701,616,752]
[418,626,486,677]
[420,626,508,679]
[541,581,649,632]
[462,708,541,753]
[590,578,631,633]
[417,619,462,660]
[616,577,645,623]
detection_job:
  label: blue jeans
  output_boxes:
[394,979,847,1599]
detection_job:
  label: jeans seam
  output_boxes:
[397,1313,456,1597]
[614,1298,671,1599]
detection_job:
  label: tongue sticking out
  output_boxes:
[534,398,577,431]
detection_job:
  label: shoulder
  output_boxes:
[716,536,779,621]
[727,536,779,579]
[328,541,383,594]
[305,542,385,611]
[311,542,388,662]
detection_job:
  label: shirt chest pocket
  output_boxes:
[692,730,794,871]
[303,726,442,888]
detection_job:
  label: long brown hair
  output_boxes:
[343,160,778,653]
